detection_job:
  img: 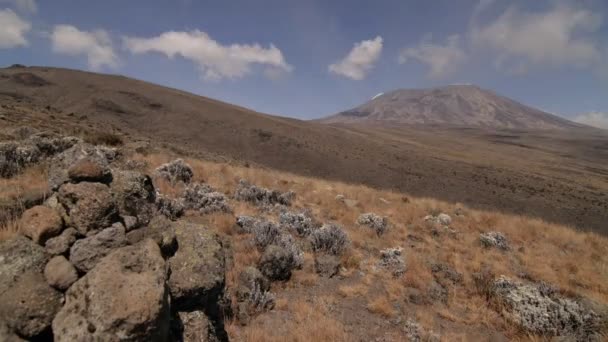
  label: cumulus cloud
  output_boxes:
[470,4,605,72]
[398,34,466,78]
[0,0,37,13]
[329,36,383,80]
[50,25,119,70]
[0,8,30,48]
[123,30,292,81]
[573,111,608,129]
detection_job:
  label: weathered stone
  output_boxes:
[258,245,296,281]
[48,143,116,190]
[44,228,78,255]
[0,320,25,342]
[168,222,225,311]
[111,170,156,226]
[314,254,340,278]
[67,157,112,183]
[126,216,177,257]
[44,255,78,290]
[57,182,118,234]
[53,240,170,342]
[0,236,48,295]
[170,311,218,342]
[18,205,64,245]
[69,223,127,273]
[0,271,62,339]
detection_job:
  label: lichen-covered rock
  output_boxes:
[126,216,177,257]
[309,223,349,256]
[67,157,112,183]
[480,232,510,250]
[170,311,218,342]
[0,271,62,339]
[357,212,389,236]
[19,205,64,245]
[279,210,319,236]
[53,240,170,342]
[258,245,296,281]
[111,170,156,226]
[156,194,185,220]
[44,255,78,290]
[48,143,117,190]
[0,236,48,295]
[182,183,231,214]
[44,227,78,255]
[168,222,225,311]
[57,182,118,235]
[69,223,127,273]
[155,159,193,184]
[234,179,295,207]
[491,276,602,339]
[378,247,406,277]
[314,254,340,278]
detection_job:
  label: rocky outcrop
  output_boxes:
[48,143,117,190]
[168,222,225,311]
[126,216,177,257]
[0,236,48,294]
[57,182,118,235]
[69,223,127,273]
[53,240,170,341]
[67,157,112,184]
[18,205,64,245]
[111,170,156,227]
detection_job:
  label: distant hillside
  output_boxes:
[321,85,584,130]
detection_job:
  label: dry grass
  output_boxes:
[367,296,396,318]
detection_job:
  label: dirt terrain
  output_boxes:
[1,65,606,234]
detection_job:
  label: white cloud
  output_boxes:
[50,25,119,70]
[398,34,466,78]
[329,36,383,80]
[123,30,292,81]
[470,4,605,71]
[573,111,608,129]
[0,8,30,48]
[0,0,37,13]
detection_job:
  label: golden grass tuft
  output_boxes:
[367,296,396,318]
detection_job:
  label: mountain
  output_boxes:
[321,85,583,130]
[0,66,607,233]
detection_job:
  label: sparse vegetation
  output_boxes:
[83,131,124,146]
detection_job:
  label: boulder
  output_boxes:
[170,311,218,342]
[111,170,156,226]
[0,236,48,294]
[0,271,62,339]
[0,320,25,342]
[57,182,118,235]
[18,205,64,245]
[67,157,112,183]
[44,255,78,290]
[168,222,225,311]
[314,254,340,278]
[45,228,78,255]
[126,216,177,257]
[48,143,117,190]
[258,245,296,281]
[53,240,170,341]
[69,223,127,273]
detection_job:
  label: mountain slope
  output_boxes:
[0,66,606,234]
[322,85,583,130]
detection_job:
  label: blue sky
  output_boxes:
[1,0,607,127]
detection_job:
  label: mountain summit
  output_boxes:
[321,85,582,130]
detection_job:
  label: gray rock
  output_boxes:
[111,170,156,226]
[67,157,112,183]
[45,228,78,255]
[314,254,340,278]
[18,205,64,245]
[57,182,118,235]
[53,240,170,342]
[126,216,177,257]
[480,232,510,250]
[44,255,78,290]
[491,276,603,339]
[0,320,25,342]
[155,159,193,184]
[309,223,349,256]
[48,143,116,190]
[168,222,225,311]
[258,245,296,281]
[69,223,127,273]
[357,212,389,236]
[0,271,62,339]
[0,236,48,295]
